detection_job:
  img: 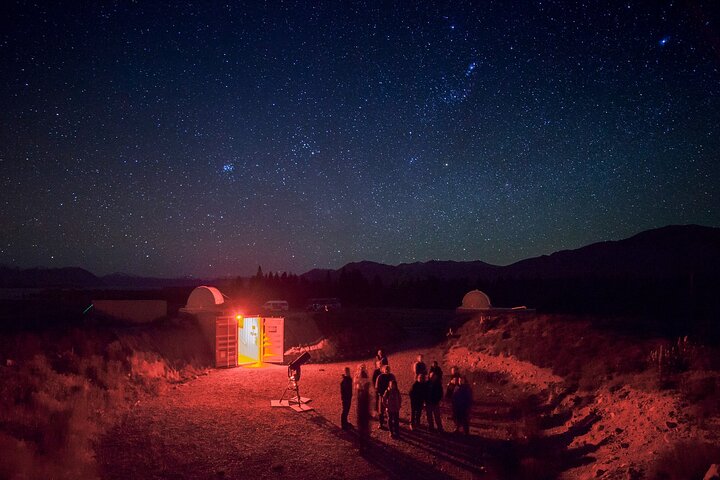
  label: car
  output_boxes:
[261,300,289,312]
[305,298,341,312]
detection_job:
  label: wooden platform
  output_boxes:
[270,397,313,411]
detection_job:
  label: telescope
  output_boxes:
[276,352,312,408]
[287,352,311,382]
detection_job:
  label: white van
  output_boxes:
[261,300,289,312]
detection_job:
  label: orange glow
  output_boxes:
[235,314,243,320]
[242,361,267,369]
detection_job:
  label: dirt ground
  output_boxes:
[97,343,546,479]
[96,337,717,480]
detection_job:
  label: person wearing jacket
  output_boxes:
[412,353,428,377]
[371,360,383,416]
[429,360,443,382]
[452,376,473,435]
[426,371,444,432]
[383,379,402,438]
[375,365,396,429]
[408,373,427,430]
[354,364,371,449]
[375,349,388,366]
[445,366,461,400]
[340,367,353,430]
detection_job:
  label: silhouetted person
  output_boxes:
[409,373,427,430]
[371,360,383,416]
[445,366,461,400]
[429,360,443,382]
[354,364,371,449]
[412,353,427,377]
[452,376,473,435]
[383,379,402,438]
[340,367,353,430]
[376,349,388,366]
[426,371,444,432]
[375,365,396,429]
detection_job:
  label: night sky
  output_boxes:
[1,1,719,277]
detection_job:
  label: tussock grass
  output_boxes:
[0,317,211,479]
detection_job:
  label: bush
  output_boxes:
[0,316,212,479]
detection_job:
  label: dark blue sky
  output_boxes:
[1,1,719,277]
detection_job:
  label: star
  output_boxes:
[465,62,477,77]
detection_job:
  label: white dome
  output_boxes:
[185,286,225,312]
[461,290,491,310]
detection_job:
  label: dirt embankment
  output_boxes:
[450,313,720,479]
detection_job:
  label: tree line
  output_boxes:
[227,266,719,339]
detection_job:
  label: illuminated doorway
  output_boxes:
[238,316,260,364]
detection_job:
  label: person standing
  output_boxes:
[412,354,428,377]
[408,373,427,430]
[371,360,383,416]
[445,366,461,400]
[354,364,371,449]
[383,379,402,438]
[452,376,473,435]
[375,365,396,429]
[376,349,388,366]
[426,371,444,432]
[429,360,443,382]
[340,367,353,430]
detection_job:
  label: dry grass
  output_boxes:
[458,313,653,391]
[0,317,211,480]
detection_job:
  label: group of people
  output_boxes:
[340,349,474,442]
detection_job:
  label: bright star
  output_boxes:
[659,36,670,46]
[466,62,477,77]
[222,164,234,173]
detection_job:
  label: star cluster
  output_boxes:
[1,1,719,277]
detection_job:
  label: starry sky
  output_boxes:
[1,1,719,277]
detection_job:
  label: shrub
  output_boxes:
[649,337,699,383]
[0,316,212,479]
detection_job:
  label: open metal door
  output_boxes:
[238,316,260,364]
[262,317,284,364]
[215,316,238,368]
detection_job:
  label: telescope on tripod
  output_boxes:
[271,352,313,412]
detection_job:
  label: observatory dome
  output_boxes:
[185,286,225,312]
[460,289,492,310]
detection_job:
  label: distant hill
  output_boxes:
[502,224,720,279]
[100,273,202,288]
[0,266,100,288]
[302,259,500,284]
[2,225,718,289]
[301,224,720,284]
[0,267,204,289]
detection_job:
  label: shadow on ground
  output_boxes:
[306,406,604,480]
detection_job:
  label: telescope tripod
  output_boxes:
[279,376,302,406]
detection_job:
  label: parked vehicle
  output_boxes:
[305,298,341,312]
[261,300,289,312]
